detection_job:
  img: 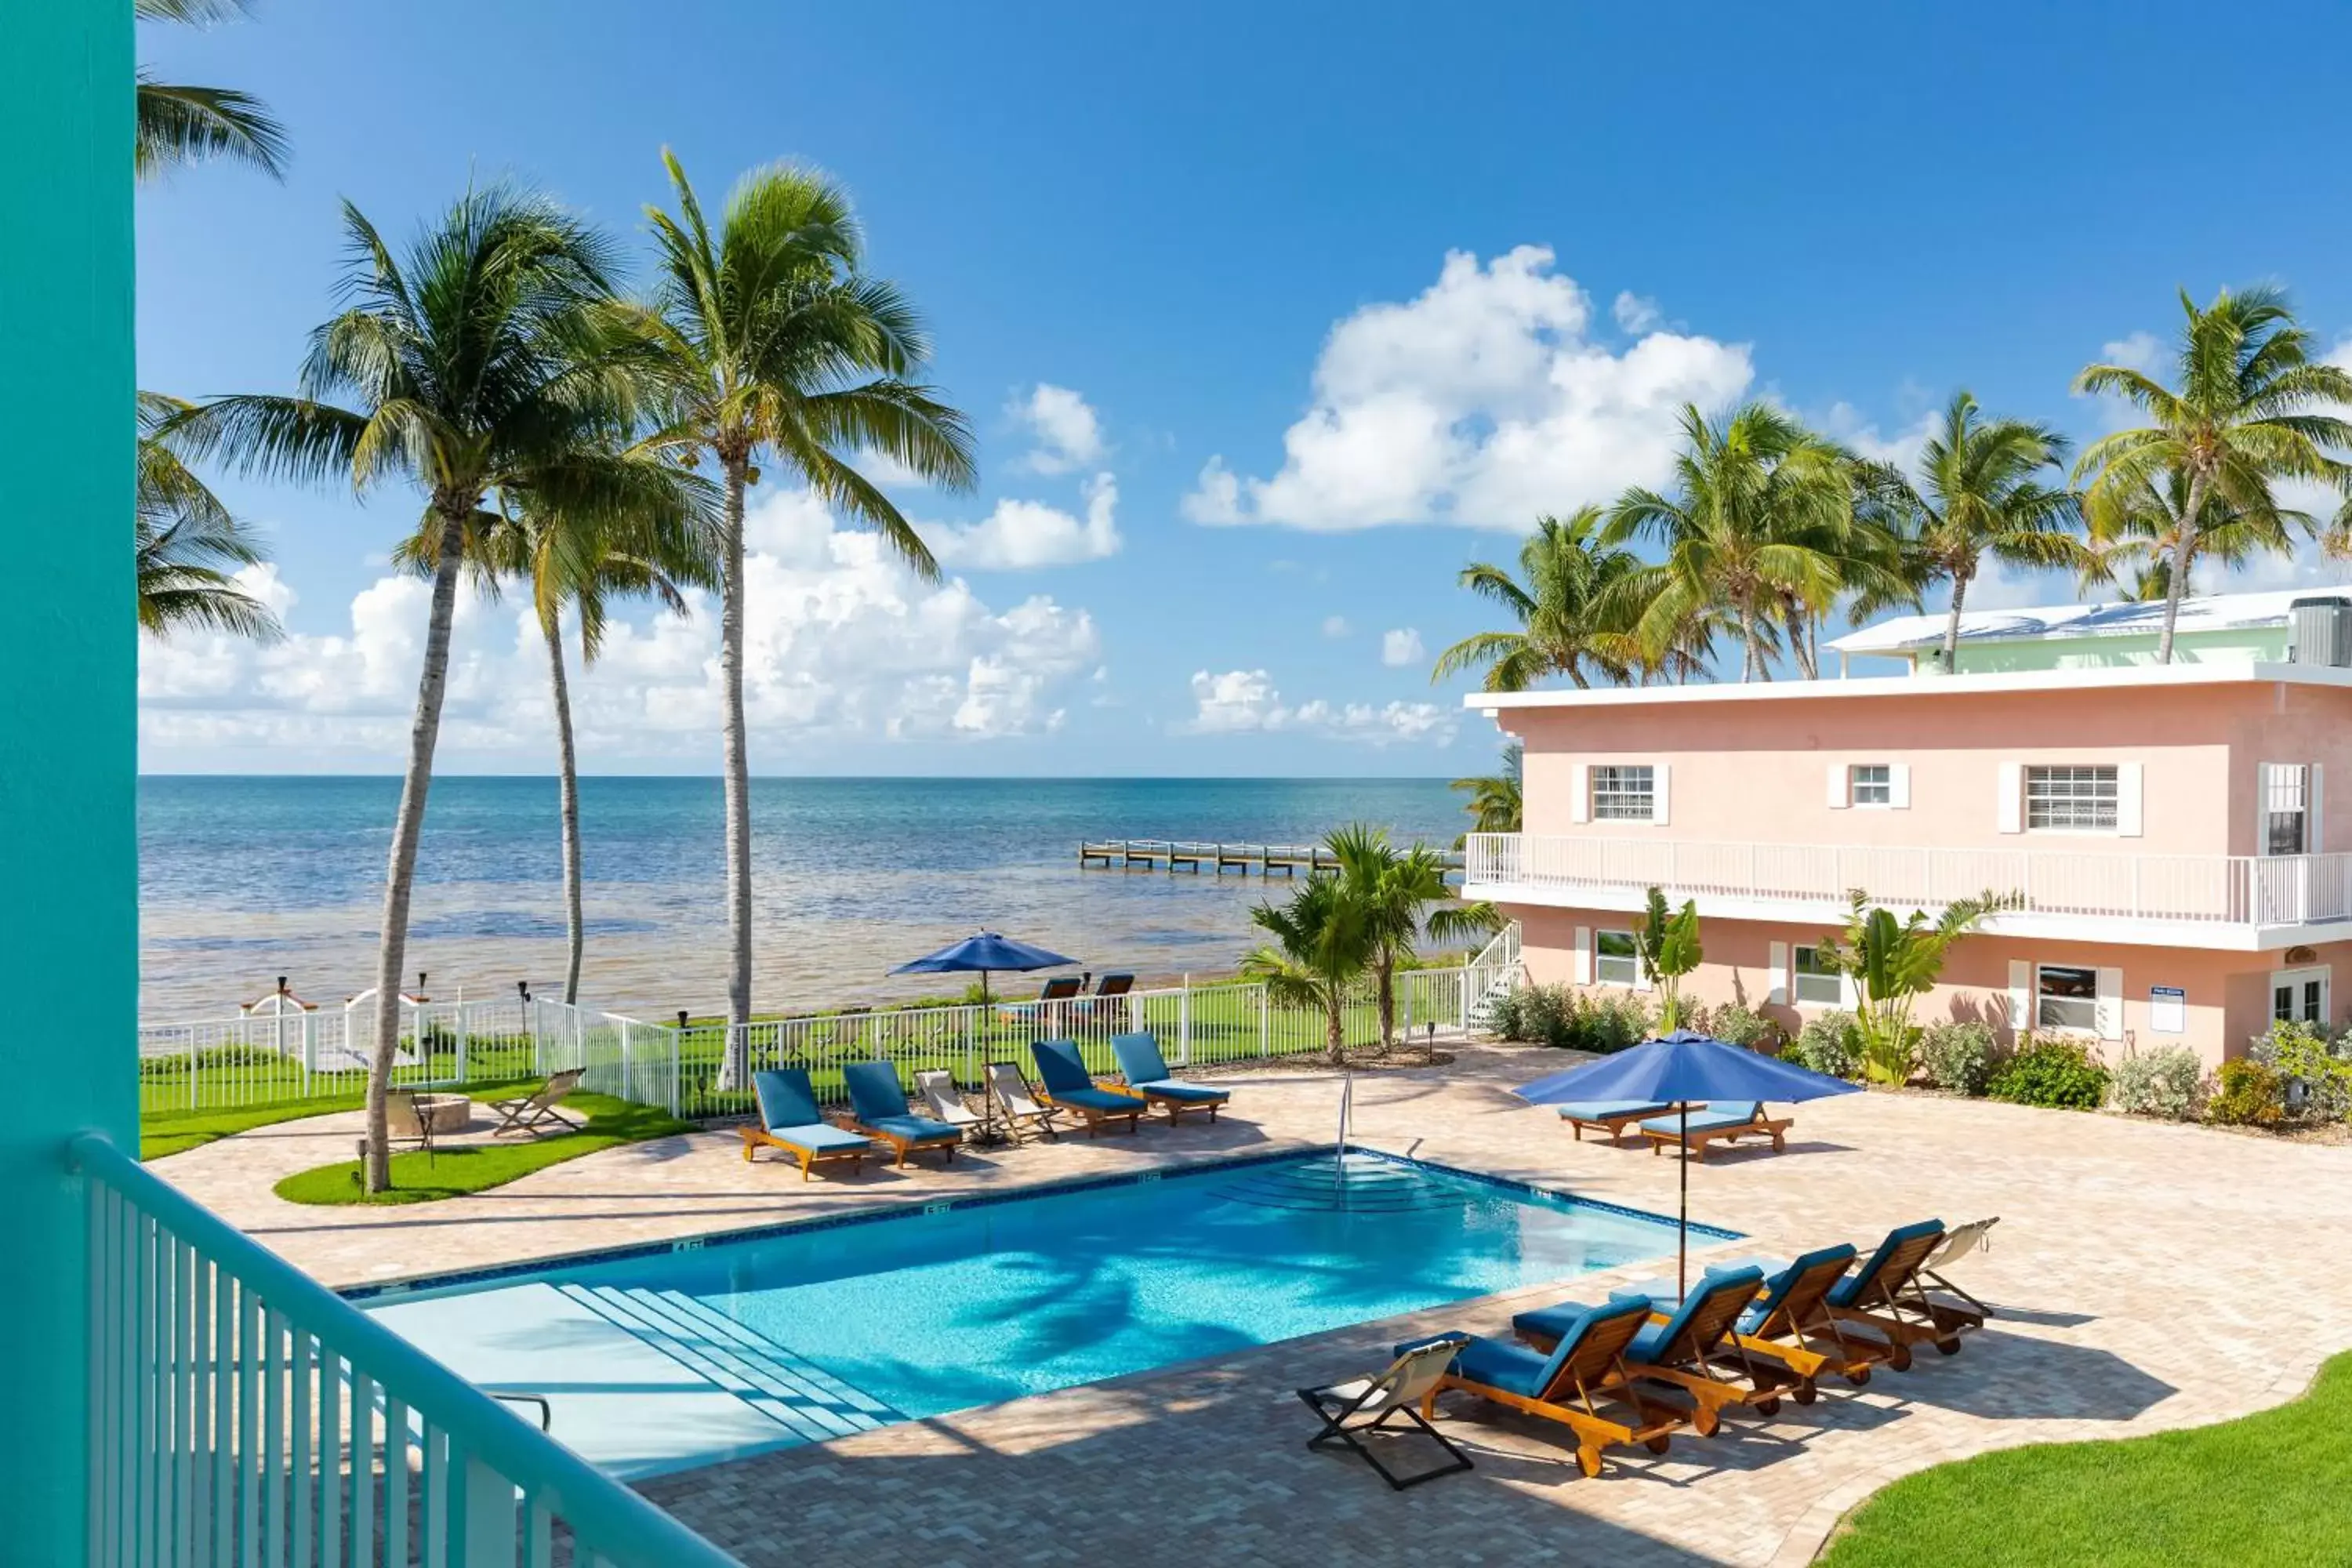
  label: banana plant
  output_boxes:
[1633,886,1704,1031]
[1817,887,2020,1083]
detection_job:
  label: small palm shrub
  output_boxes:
[1987,1037,2110,1110]
[1918,1021,1998,1095]
[2107,1046,2202,1120]
[1784,1011,1862,1079]
[2206,1058,2285,1127]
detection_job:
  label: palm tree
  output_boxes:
[1603,403,1862,681]
[1817,888,2019,1085]
[136,394,281,641]
[1432,508,1643,690]
[1632,887,1702,1031]
[1327,824,1454,1054]
[136,0,289,183]
[1449,742,1522,842]
[1857,392,2084,672]
[2074,287,2352,662]
[631,153,976,1085]
[1241,875,1375,1066]
[166,184,686,1192]
[2074,469,2296,606]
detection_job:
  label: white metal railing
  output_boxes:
[72,1131,740,1567]
[1465,833,2352,927]
[1461,921,1523,1028]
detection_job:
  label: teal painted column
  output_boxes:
[0,0,135,1560]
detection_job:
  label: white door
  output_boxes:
[2270,965,2332,1029]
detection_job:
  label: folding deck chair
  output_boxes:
[1296,1337,1474,1490]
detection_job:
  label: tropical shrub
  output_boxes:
[2249,1019,2352,1122]
[1633,887,1703,1030]
[1581,993,1650,1054]
[2107,1047,2202,1120]
[1483,987,1526,1041]
[1708,1001,1779,1051]
[2206,1059,2285,1127]
[1918,1021,1999,1096]
[1816,888,2019,1085]
[1987,1038,2110,1110]
[1515,983,1574,1047]
[1784,1011,1862,1079]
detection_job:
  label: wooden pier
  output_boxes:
[1078,839,1465,877]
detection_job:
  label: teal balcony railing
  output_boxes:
[69,1133,739,1567]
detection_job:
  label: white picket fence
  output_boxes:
[141,964,1503,1120]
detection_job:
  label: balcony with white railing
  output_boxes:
[1463,832,2352,943]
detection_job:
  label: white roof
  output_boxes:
[1826,588,2351,657]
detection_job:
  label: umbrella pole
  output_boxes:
[1679,1102,1690,1303]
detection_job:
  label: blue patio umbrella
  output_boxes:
[890,931,1078,1010]
[1515,1029,1862,1298]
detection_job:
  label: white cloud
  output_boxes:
[1180,669,1454,746]
[140,488,1103,765]
[2100,331,2163,374]
[1612,291,1661,333]
[1380,627,1425,667]
[925,474,1121,569]
[1011,383,1106,474]
[1183,246,1752,532]
[1321,615,1351,638]
[1817,402,1938,475]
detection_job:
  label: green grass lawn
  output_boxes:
[270,1093,695,1206]
[1822,1352,2352,1566]
[140,1075,535,1160]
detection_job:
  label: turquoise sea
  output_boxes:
[139,777,1461,1021]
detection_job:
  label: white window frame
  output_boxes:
[2034,962,2100,1033]
[1849,764,1893,808]
[1590,765,1657,823]
[2270,964,2332,1028]
[2024,764,2122,834]
[2261,763,2315,857]
[1790,945,1844,1006]
[1594,928,1641,988]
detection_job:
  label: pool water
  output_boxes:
[364,1151,1715,1478]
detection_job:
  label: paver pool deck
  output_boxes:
[157,1044,2352,1566]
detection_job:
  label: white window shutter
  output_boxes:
[2008,959,2032,1039]
[2257,762,2277,851]
[1889,763,1912,810]
[1651,763,1671,826]
[1838,968,1858,1010]
[2116,762,2144,837]
[1572,926,1593,985]
[1570,763,1591,825]
[1998,762,2024,833]
[1633,954,1655,993]
[1826,764,1848,809]
[2095,967,2124,1041]
[1767,941,1789,1004]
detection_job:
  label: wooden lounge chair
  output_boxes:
[1721,1243,1900,1400]
[738,1068,880,1180]
[1074,972,1137,1029]
[913,1069,984,1142]
[1296,1337,1474,1490]
[1817,1219,1983,1366]
[1514,1266,1784,1432]
[1030,1039,1149,1136]
[1417,1296,1687,1479]
[1638,1099,1793,1162]
[1109,1032,1229,1124]
[984,1061,1064,1142]
[999,975,1083,1028]
[840,1062,963,1168]
[1555,1099,1675,1144]
[487,1069,585,1138]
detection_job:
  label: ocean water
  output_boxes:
[139,776,1462,1021]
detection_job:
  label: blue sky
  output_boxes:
[137,0,2352,775]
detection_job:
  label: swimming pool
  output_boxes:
[360,1149,1727,1478]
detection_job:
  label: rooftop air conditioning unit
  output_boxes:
[2289,596,2352,667]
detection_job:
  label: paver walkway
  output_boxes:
[158,1045,2352,1565]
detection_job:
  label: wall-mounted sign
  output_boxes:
[2150,985,2186,1034]
[2285,946,2319,965]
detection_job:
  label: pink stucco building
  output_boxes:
[1459,591,2352,1070]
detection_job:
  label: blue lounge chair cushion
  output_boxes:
[752,1068,825,1131]
[1554,1100,1673,1122]
[1639,1101,1766,1136]
[841,1061,916,1124]
[1052,1085,1150,1114]
[1111,1033,1231,1102]
[1134,1080,1229,1103]
[1827,1219,1944,1308]
[766,1122,876,1154]
[1425,1296,1653,1399]
[1624,1267,1764,1364]
[1509,1296,1609,1344]
[1031,1038,1101,1095]
[1739,1243,1858,1335]
[861,1113,961,1145]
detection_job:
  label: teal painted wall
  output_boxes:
[1946,629,2289,674]
[0,0,135,1559]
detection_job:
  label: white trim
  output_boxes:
[1462,661,2352,712]
[1570,925,1592,985]
[1650,762,1671,826]
[2095,966,2125,1041]
[1767,941,1789,1005]
[2115,762,2144,837]
[1570,762,1590,825]
[1887,762,1911,810]
[1997,762,2024,834]
[2007,960,2031,1040]
[1593,927,1641,989]
[1826,763,1848,809]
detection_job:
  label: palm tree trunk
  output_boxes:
[2158,473,2208,663]
[1739,599,1759,682]
[1942,569,1971,673]
[1376,954,1396,1054]
[365,504,468,1193]
[1326,990,1347,1066]
[717,455,753,1090]
[543,606,584,1006]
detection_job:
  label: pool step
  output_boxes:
[559,1283,899,1446]
[1217,1152,1472,1213]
